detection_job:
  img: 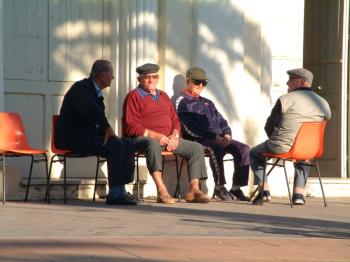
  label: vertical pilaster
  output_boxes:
[113,0,158,127]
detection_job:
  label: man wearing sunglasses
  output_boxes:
[122,63,210,204]
[249,68,331,205]
[175,67,251,202]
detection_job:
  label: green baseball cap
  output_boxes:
[186,67,209,80]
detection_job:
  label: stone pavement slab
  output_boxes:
[0,237,349,261]
[0,197,349,261]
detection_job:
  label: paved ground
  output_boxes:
[0,197,349,261]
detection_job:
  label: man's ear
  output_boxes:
[300,79,308,87]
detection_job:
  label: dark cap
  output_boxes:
[287,68,313,85]
[186,67,209,80]
[136,63,159,75]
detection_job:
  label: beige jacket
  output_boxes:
[265,88,331,154]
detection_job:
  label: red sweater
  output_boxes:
[122,87,181,137]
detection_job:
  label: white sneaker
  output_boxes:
[293,198,305,205]
[292,193,305,205]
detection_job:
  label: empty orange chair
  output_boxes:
[47,115,106,204]
[260,121,327,207]
[0,112,48,204]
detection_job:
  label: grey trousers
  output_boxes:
[249,141,309,188]
[133,137,208,181]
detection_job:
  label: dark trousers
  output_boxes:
[98,137,135,188]
[197,138,250,187]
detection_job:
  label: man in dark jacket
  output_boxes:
[55,59,137,205]
[176,67,250,201]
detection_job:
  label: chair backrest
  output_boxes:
[51,115,70,154]
[288,121,327,160]
[0,112,30,150]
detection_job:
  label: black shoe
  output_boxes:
[229,188,250,201]
[251,190,271,205]
[106,193,138,205]
[292,193,305,205]
[213,187,234,200]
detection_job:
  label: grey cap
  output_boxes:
[186,67,209,80]
[287,68,313,85]
[136,63,159,75]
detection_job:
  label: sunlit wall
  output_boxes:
[1,0,304,198]
[160,0,304,196]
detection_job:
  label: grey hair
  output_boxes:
[90,60,112,78]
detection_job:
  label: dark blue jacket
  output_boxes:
[175,92,231,140]
[55,78,110,154]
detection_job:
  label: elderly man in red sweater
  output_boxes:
[122,63,209,204]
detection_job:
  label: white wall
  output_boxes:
[2,0,305,197]
[153,0,304,197]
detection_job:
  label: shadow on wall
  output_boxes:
[171,74,186,105]
[3,0,273,142]
[47,1,272,145]
[3,0,273,183]
[164,1,272,146]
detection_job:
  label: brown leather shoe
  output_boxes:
[156,194,175,204]
[185,191,210,203]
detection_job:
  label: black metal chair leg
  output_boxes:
[174,155,181,201]
[93,156,99,202]
[261,161,267,206]
[24,155,34,202]
[249,187,259,201]
[46,155,55,204]
[136,156,142,201]
[175,158,185,199]
[161,156,165,173]
[2,154,5,204]
[42,154,49,204]
[63,156,67,204]
[282,160,293,208]
[314,160,327,207]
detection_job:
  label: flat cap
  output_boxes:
[186,67,209,80]
[287,68,313,85]
[136,63,159,75]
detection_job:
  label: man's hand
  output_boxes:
[103,126,116,145]
[153,132,169,146]
[217,134,231,147]
[166,134,179,151]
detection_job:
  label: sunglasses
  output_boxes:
[191,79,208,86]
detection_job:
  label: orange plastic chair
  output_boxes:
[258,121,327,207]
[0,112,48,204]
[121,117,180,201]
[47,115,106,204]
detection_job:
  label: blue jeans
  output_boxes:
[249,141,309,188]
